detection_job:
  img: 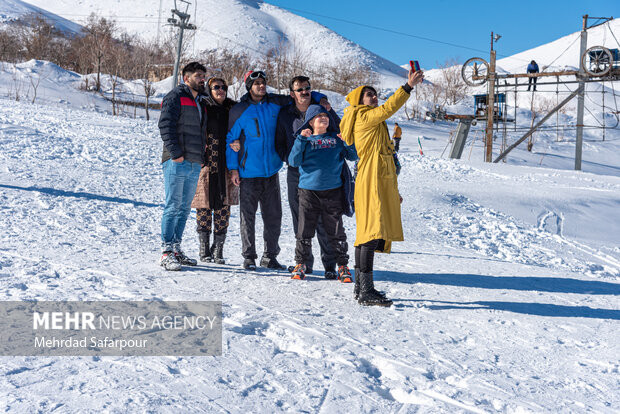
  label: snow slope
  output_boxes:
[17,0,406,85]
[1,83,619,411]
[0,0,81,33]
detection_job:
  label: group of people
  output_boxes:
[157,62,424,307]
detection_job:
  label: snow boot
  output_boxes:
[290,264,306,280]
[338,265,353,283]
[354,267,360,299]
[198,232,212,262]
[211,233,226,264]
[358,271,392,307]
[160,252,182,271]
[260,256,285,270]
[243,258,256,270]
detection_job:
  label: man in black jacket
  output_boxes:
[275,76,342,279]
[158,62,208,271]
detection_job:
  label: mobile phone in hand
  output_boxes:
[409,60,420,72]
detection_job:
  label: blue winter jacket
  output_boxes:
[226,91,325,178]
[289,132,358,191]
[527,63,539,73]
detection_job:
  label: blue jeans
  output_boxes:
[161,159,201,252]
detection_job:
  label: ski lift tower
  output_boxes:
[168,0,197,90]
[460,15,616,169]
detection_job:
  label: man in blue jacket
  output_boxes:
[527,60,539,91]
[158,62,207,271]
[275,75,342,279]
[227,71,332,270]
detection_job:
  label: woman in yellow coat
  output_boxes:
[340,68,424,306]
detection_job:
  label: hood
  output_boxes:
[339,85,369,146]
[295,104,329,135]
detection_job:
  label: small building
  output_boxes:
[474,93,506,120]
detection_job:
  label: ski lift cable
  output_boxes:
[200,28,365,91]
[606,21,620,49]
[270,5,534,64]
[542,33,581,72]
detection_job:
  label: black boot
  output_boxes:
[198,232,212,262]
[358,272,392,307]
[211,233,226,264]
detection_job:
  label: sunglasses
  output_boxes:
[293,86,311,93]
[249,71,267,80]
[211,84,227,91]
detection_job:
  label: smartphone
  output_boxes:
[409,60,420,72]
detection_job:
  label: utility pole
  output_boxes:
[574,15,588,170]
[485,32,499,162]
[168,0,197,90]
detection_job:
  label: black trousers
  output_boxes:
[354,239,384,273]
[239,173,282,260]
[393,138,401,152]
[287,167,337,270]
[295,188,348,267]
[527,77,537,91]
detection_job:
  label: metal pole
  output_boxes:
[171,24,185,90]
[485,50,497,162]
[495,85,583,163]
[575,15,588,170]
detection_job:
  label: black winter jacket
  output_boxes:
[158,84,208,164]
[275,101,341,166]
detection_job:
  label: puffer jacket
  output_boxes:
[158,84,207,164]
[274,93,333,164]
[226,91,325,178]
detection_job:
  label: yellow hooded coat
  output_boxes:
[339,85,410,253]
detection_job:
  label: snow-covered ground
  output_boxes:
[1,62,619,412]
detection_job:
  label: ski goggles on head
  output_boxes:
[248,71,267,81]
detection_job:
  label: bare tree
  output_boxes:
[437,58,469,105]
[81,13,116,92]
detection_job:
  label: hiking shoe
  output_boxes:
[243,258,256,270]
[338,265,353,283]
[260,256,285,270]
[160,252,181,271]
[289,265,313,274]
[324,269,338,280]
[290,264,306,280]
[174,250,197,266]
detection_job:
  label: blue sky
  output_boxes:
[264,0,618,68]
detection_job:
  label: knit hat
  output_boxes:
[244,70,267,91]
[295,104,329,135]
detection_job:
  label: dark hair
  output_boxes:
[289,75,310,91]
[359,86,377,104]
[208,77,227,88]
[182,62,207,77]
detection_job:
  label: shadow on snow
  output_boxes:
[0,184,160,208]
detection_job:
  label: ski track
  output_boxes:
[1,97,620,412]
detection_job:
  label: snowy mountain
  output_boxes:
[1,8,619,412]
[15,0,407,84]
[0,0,81,33]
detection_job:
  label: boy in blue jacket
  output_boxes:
[288,105,357,281]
